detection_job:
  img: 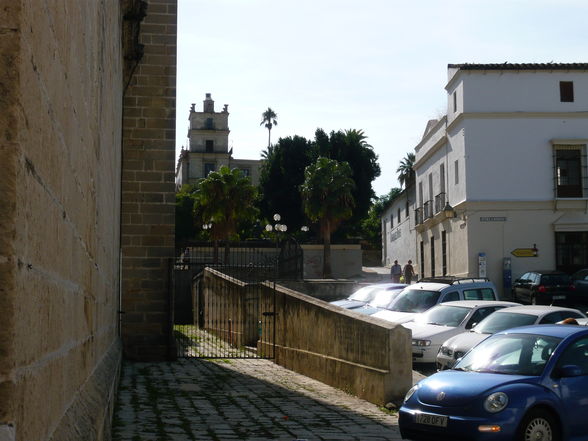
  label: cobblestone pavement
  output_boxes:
[112,357,405,441]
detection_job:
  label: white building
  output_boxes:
[381,185,417,271]
[383,63,588,297]
[175,93,262,189]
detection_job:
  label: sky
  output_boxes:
[176,0,588,197]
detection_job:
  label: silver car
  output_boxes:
[436,305,587,370]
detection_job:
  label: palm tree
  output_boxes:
[260,107,278,147]
[301,157,355,278]
[397,152,415,189]
[194,166,258,262]
[343,129,372,148]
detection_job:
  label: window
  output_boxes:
[204,163,215,176]
[466,307,500,329]
[440,163,445,194]
[240,168,250,177]
[205,140,214,153]
[560,81,574,102]
[405,199,409,218]
[397,208,401,224]
[555,147,583,198]
[420,241,425,278]
[390,214,393,228]
[454,160,459,185]
[556,232,588,274]
[463,288,496,301]
[204,118,214,129]
[452,91,457,112]
[441,291,460,302]
[430,236,435,277]
[555,337,588,376]
[441,231,447,276]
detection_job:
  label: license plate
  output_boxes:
[552,295,566,300]
[415,412,448,427]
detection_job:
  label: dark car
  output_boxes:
[571,268,588,304]
[512,270,575,306]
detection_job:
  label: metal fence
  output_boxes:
[171,240,302,359]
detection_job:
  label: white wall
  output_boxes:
[462,117,587,201]
[456,71,588,113]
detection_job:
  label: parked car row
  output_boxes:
[512,269,588,306]
[436,305,587,370]
[331,276,588,440]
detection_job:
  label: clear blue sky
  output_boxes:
[176,0,587,197]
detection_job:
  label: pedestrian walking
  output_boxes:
[390,260,402,283]
[403,260,415,284]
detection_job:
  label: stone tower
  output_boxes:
[176,93,262,188]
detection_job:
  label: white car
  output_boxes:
[330,283,407,310]
[436,305,588,370]
[351,286,407,315]
[403,300,520,363]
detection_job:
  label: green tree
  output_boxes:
[397,152,415,189]
[260,107,278,148]
[359,188,402,249]
[314,128,380,239]
[175,184,199,245]
[194,166,258,262]
[301,157,355,278]
[259,135,314,231]
[258,128,380,240]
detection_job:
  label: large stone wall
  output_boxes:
[200,269,413,405]
[0,1,123,440]
[120,0,177,360]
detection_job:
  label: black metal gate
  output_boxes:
[171,240,302,359]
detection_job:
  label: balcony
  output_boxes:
[423,200,433,220]
[434,192,446,214]
[415,207,423,225]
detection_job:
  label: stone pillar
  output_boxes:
[121,0,177,360]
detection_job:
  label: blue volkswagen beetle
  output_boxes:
[399,325,588,441]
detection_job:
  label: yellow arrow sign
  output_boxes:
[511,248,537,257]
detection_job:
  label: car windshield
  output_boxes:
[413,305,471,327]
[348,286,379,302]
[455,333,562,376]
[473,312,537,334]
[389,289,441,313]
[368,289,403,309]
[541,274,571,285]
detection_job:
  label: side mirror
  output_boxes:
[558,364,582,378]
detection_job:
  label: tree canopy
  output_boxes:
[258,128,379,238]
[359,187,402,249]
[397,152,415,189]
[175,184,199,245]
[193,166,258,242]
[259,135,314,231]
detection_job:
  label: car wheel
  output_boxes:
[518,409,560,441]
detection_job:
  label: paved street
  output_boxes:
[112,357,406,441]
